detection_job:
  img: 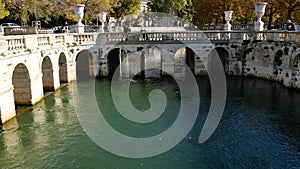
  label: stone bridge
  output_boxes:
[0,30,299,124]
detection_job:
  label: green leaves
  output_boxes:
[150,0,187,13]
[111,0,141,18]
[0,2,9,19]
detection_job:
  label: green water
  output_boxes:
[0,77,299,169]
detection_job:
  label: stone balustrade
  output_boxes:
[0,33,98,58]
[54,35,65,44]
[104,30,300,43]
[0,31,299,58]
[37,36,50,46]
[73,34,95,44]
[7,37,25,51]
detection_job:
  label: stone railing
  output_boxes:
[55,35,65,44]
[0,30,299,58]
[201,24,255,30]
[7,37,26,51]
[0,33,98,58]
[73,34,96,45]
[103,30,300,43]
[37,36,51,46]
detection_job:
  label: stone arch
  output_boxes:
[76,50,96,81]
[273,50,283,76]
[107,48,126,78]
[174,47,196,74]
[12,63,32,106]
[59,52,68,83]
[42,56,54,92]
[208,47,229,73]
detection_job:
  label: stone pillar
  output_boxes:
[224,11,233,31]
[195,49,209,75]
[128,51,142,78]
[52,64,61,90]
[144,47,161,78]
[98,58,108,77]
[0,85,16,124]
[73,3,85,33]
[68,62,77,82]
[174,48,186,78]
[30,72,44,104]
[120,50,129,78]
[254,2,268,31]
[161,50,175,76]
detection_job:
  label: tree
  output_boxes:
[193,0,259,28]
[0,1,9,19]
[264,0,283,29]
[111,0,141,18]
[277,0,300,21]
[68,0,111,24]
[2,0,32,25]
[150,0,187,14]
[178,0,194,22]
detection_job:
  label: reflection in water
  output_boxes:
[32,100,47,124]
[53,90,65,125]
[0,77,298,168]
[2,118,20,157]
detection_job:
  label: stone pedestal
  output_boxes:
[99,12,107,32]
[73,4,85,33]
[224,11,233,31]
[254,2,268,31]
[254,21,264,31]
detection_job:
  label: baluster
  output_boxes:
[15,39,19,50]
[17,39,21,49]
[112,34,115,41]
[7,40,10,50]
[17,39,21,50]
[121,33,124,41]
[149,33,153,41]
[22,38,25,48]
[12,39,16,50]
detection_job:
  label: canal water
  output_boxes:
[0,76,299,169]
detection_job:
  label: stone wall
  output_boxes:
[0,31,299,125]
[241,41,300,89]
[97,40,300,92]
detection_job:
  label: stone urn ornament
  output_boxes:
[73,3,85,33]
[254,2,268,31]
[99,12,107,32]
[224,11,233,31]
